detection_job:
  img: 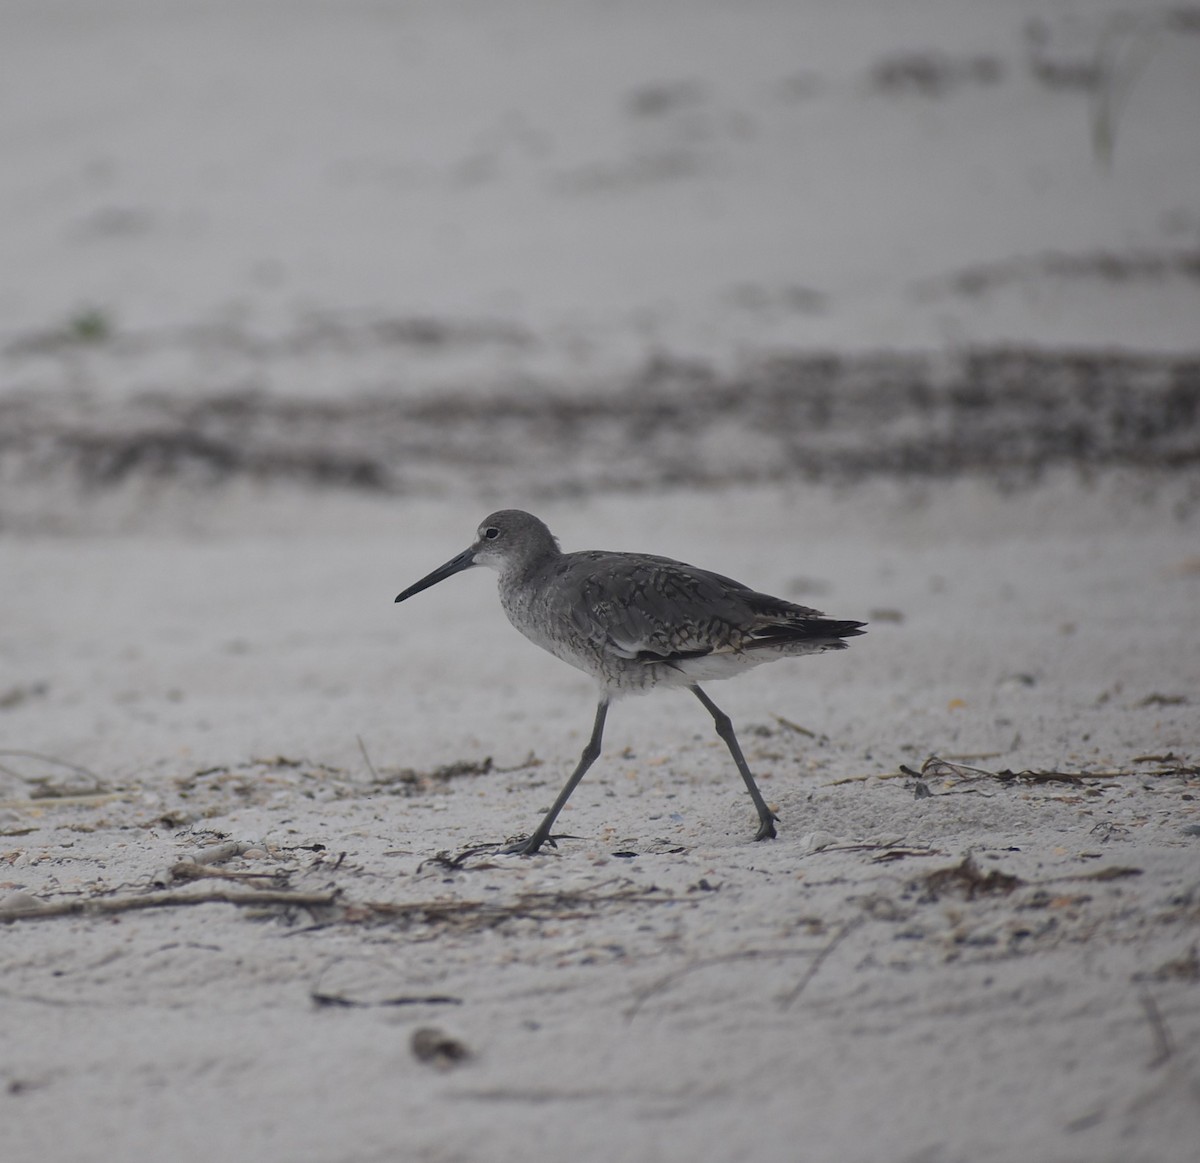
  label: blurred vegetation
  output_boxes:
[66,307,113,345]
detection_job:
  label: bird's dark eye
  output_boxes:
[483,527,500,540]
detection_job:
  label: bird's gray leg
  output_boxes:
[690,685,778,841]
[504,699,610,855]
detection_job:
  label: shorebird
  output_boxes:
[395,510,864,854]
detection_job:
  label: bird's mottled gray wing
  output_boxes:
[559,552,769,661]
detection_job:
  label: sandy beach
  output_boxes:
[2,3,1199,1161]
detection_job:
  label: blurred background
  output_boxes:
[1,0,1198,529]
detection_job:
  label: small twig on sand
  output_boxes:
[906,755,1086,786]
[356,884,662,929]
[1139,991,1175,1069]
[905,754,1200,786]
[0,887,340,923]
[310,958,463,1009]
[0,749,108,791]
[777,917,862,1010]
[626,948,815,1022]
[0,792,120,810]
[1,882,666,933]
[772,715,816,738]
[167,860,290,884]
[357,735,380,782]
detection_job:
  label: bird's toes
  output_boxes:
[754,818,779,842]
[500,833,558,856]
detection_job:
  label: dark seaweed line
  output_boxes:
[1,348,1197,495]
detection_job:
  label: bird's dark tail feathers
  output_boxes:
[750,617,866,649]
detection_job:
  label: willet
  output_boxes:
[395,510,864,854]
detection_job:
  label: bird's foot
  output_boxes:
[500,833,559,856]
[754,814,779,842]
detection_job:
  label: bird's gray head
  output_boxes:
[394,510,559,603]
[470,510,559,572]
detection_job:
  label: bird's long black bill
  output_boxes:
[394,547,476,602]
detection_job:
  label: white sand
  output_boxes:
[2,4,1199,1162]
[4,479,1198,1162]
